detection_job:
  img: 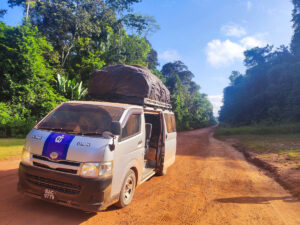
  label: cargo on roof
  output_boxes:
[88,65,171,107]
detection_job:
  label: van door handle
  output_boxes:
[138,140,142,145]
[166,134,168,139]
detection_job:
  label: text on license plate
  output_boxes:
[44,189,55,200]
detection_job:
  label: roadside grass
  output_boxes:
[215,123,300,136]
[215,125,300,169]
[0,138,25,160]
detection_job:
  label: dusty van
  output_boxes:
[18,65,177,211]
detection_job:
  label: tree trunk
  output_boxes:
[26,0,30,20]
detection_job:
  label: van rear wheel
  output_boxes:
[116,169,136,208]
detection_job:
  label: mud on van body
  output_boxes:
[18,101,176,211]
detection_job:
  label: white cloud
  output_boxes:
[221,24,246,37]
[206,39,245,67]
[206,35,266,67]
[240,36,265,48]
[158,50,181,62]
[247,1,252,11]
[208,95,223,117]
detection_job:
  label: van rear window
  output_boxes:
[37,103,124,135]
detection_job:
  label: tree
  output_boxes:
[244,45,273,68]
[8,0,155,83]
[229,71,243,85]
[161,61,194,85]
[219,41,300,125]
[146,40,159,70]
[161,61,215,130]
[0,22,65,136]
[105,0,141,12]
[291,0,300,56]
[0,9,7,18]
[219,0,300,126]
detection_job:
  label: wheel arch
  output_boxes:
[130,166,138,185]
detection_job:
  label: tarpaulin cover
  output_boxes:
[88,65,170,105]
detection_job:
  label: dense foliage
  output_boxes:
[219,1,300,126]
[0,22,66,136]
[0,0,215,137]
[161,61,215,130]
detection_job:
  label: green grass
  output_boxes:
[216,129,300,169]
[0,138,25,160]
[215,123,300,136]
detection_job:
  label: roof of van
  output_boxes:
[64,100,143,110]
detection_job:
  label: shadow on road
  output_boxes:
[214,196,300,204]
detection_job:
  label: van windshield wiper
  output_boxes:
[76,132,102,136]
[38,127,75,133]
[38,127,102,136]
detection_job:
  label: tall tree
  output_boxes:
[161,60,194,85]
[161,61,215,130]
[291,0,300,56]
[146,39,159,70]
[8,0,154,82]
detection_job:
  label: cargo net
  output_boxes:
[88,65,171,109]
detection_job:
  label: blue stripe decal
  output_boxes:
[42,133,75,160]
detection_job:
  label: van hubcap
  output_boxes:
[124,175,134,202]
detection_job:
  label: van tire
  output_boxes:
[116,169,136,208]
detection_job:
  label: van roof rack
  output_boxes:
[143,98,172,110]
[87,95,172,110]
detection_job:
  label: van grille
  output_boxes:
[26,174,81,195]
[32,162,77,174]
[32,154,80,175]
[32,155,80,166]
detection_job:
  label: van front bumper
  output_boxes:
[18,162,113,212]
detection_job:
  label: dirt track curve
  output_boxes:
[1,127,300,225]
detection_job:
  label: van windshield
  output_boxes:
[37,103,124,136]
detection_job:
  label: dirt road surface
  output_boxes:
[1,127,300,225]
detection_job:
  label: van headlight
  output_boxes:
[98,162,113,177]
[80,162,112,178]
[21,149,31,165]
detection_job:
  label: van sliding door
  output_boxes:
[162,113,177,169]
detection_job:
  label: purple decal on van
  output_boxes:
[42,133,75,160]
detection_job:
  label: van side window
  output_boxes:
[121,114,141,139]
[165,114,176,133]
[170,114,176,132]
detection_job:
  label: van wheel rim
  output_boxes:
[124,175,134,202]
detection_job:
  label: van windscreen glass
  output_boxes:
[37,103,124,136]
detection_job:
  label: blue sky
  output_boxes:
[1,0,293,116]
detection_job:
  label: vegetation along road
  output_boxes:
[1,127,300,225]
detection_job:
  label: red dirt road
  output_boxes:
[1,127,300,225]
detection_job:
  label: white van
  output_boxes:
[18,99,176,211]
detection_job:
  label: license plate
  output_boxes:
[43,189,55,200]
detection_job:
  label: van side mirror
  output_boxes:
[111,121,121,136]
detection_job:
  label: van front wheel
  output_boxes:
[116,169,136,208]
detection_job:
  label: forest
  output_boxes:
[0,0,215,137]
[219,0,300,126]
